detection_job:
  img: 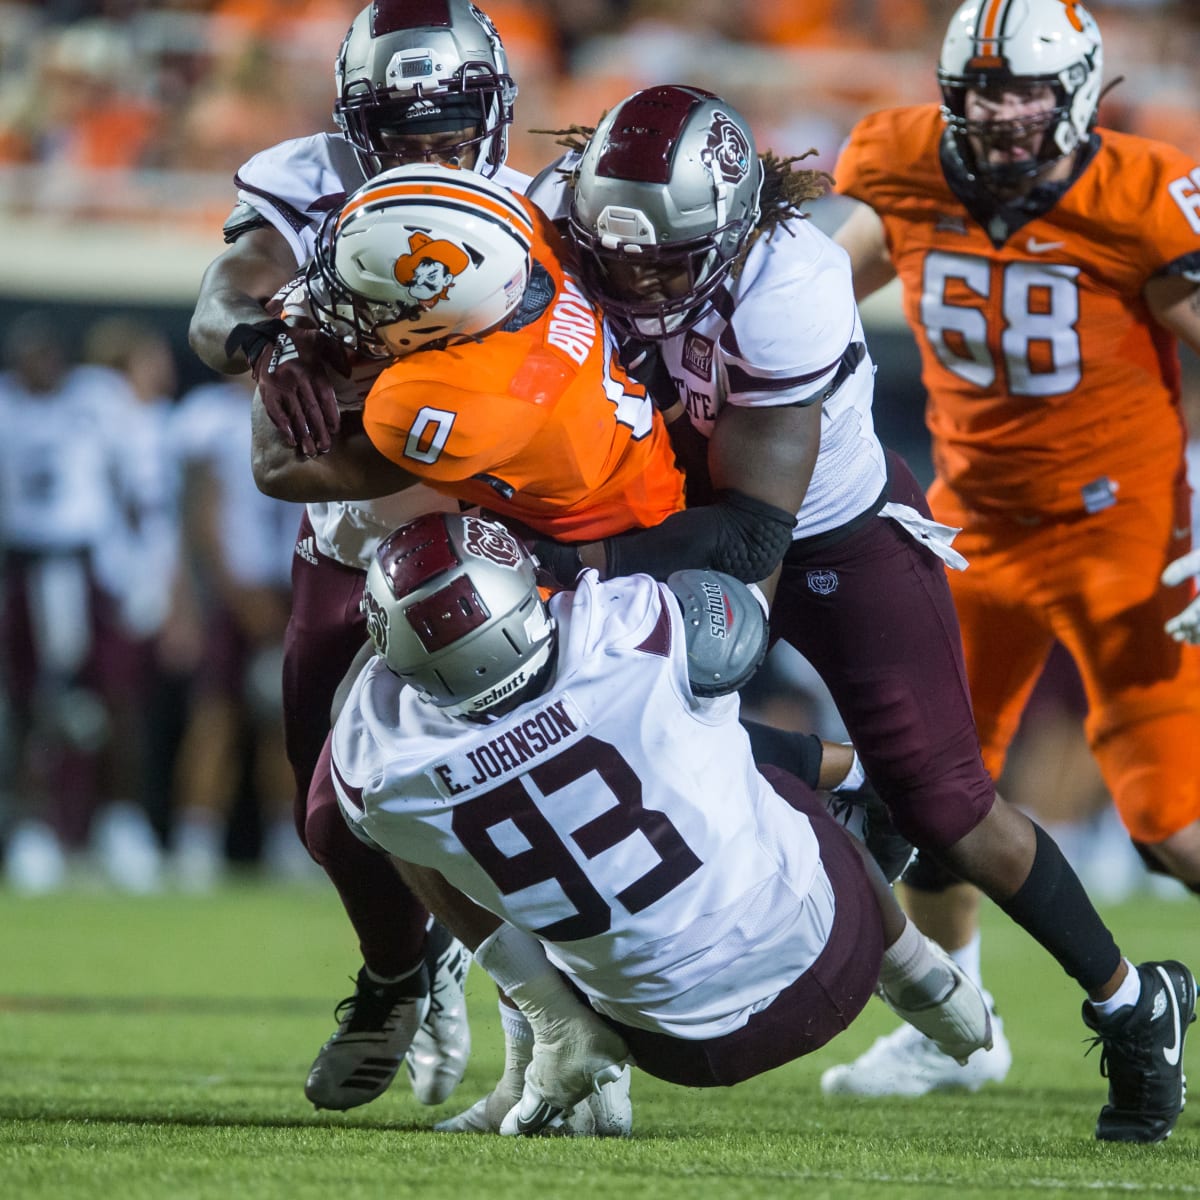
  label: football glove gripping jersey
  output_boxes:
[236,317,349,457]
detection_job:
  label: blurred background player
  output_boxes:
[187,0,530,1114]
[0,312,172,894]
[168,372,310,890]
[828,0,1200,1101]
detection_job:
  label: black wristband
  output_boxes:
[224,318,290,367]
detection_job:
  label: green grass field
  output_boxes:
[2,882,1198,1200]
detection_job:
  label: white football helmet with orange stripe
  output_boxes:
[308,163,534,358]
[939,0,1103,186]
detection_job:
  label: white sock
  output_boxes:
[499,1000,532,1045]
[1089,959,1142,1019]
[879,918,955,1008]
[948,932,983,989]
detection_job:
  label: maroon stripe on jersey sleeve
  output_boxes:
[634,595,673,658]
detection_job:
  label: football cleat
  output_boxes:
[497,1014,630,1137]
[877,940,993,1065]
[305,964,429,1110]
[585,1062,634,1138]
[820,996,1011,1098]
[405,924,472,1105]
[435,1066,633,1137]
[1083,960,1197,1143]
[499,1061,629,1138]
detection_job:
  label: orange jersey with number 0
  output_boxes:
[362,207,685,541]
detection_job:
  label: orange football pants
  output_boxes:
[929,474,1200,844]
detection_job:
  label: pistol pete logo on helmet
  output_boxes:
[362,588,390,657]
[392,233,472,311]
[461,517,523,568]
[706,111,752,185]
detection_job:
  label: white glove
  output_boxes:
[1162,548,1200,644]
[473,925,629,1136]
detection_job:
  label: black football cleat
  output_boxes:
[1082,960,1197,1143]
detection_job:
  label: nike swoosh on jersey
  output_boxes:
[1026,237,1066,254]
[1160,965,1182,1067]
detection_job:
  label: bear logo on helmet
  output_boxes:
[705,111,752,185]
[460,516,523,568]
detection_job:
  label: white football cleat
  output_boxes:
[820,999,1011,1098]
[434,1023,632,1138]
[585,1063,634,1138]
[406,927,472,1105]
[497,1015,630,1137]
[877,940,992,1064]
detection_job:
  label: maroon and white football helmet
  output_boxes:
[363,512,554,716]
[334,0,517,177]
[568,85,763,337]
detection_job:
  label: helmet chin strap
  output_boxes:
[444,640,556,720]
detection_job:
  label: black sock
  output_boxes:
[997,823,1122,993]
[740,720,823,789]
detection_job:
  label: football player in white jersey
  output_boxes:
[186,0,527,1116]
[531,84,1195,1142]
[319,510,991,1135]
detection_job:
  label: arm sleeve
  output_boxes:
[602,488,796,583]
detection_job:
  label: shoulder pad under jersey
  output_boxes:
[666,569,769,697]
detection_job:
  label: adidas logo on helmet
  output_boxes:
[404,99,439,119]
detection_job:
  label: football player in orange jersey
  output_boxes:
[827,0,1200,1111]
[250,163,686,542]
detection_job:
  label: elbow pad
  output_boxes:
[605,489,796,583]
[222,200,271,244]
[667,569,769,697]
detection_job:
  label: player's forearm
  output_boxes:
[251,399,418,501]
[190,274,284,373]
[392,861,502,952]
[189,233,299,371]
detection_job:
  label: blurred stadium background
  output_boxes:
[0,0,1197,894]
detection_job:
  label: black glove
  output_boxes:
[529,538,584,587]
[227,318,349,457]
[619,338,678,412]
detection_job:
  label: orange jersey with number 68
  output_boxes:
[362,210,684,542]
[835,104,1200,518]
